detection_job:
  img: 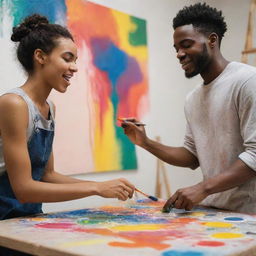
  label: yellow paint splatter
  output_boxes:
[111,10,147,60]
[60,239,106,248]
[30,218,48,221]
[203,222,233,228]
[94,101,121,171]
[211,232,244,239]
[190,212,205,217]
[112,224,166,231]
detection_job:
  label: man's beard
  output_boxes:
[185,43,211,78]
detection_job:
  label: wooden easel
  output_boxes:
[242,0,256,64]
[155,136,171,198]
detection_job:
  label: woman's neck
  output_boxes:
[21,75,51,107]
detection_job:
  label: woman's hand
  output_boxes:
[96,178,135,201]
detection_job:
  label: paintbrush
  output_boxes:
[117,117,146,126]
[135,188,158,201]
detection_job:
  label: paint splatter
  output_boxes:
[112,223,166,231]
[35,222,74,229]
[224,217,244,222]
[203,222,233,228]
[211,232,244,239]
[162,250,205,256]
[197,240,225,247]
[190,212,205,217]
[60,239,106,248]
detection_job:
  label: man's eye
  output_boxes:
[183,44,191,48]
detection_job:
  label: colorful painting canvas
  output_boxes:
[0,200,256,255]
[0,0,149,174]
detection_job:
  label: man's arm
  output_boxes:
[163,159,256,211]
[121,120,199,169]
[142,138,199,169]
[163,75,256,212]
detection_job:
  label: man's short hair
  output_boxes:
[173,2,227,44]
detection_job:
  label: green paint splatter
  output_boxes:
[129,16,147,46]
[116,126,137,170]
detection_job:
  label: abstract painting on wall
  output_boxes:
[0,0,149,174]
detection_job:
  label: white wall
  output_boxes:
[0,0,250,212]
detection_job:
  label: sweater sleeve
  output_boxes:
[183,122,198,158]
[238,74,256,171]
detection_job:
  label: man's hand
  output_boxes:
[120,118,148,147]
[163,182,208,211]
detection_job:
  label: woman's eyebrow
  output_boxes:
[63,52,77,60]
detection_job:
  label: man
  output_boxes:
[121,2,256,214]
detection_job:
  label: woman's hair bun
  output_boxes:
[11,14,49,42]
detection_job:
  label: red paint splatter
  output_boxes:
[35,223,74,229]
[197,240,225,247]
[74,227,194,250]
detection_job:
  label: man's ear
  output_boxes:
[208,33,218,48]
[34,49,47,65]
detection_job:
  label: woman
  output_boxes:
[0,14,134,223]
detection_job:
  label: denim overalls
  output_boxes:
[0,88,54,220]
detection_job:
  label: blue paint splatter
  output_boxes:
[224,217,244,221]
[136,199,150,203]
[91,38,128,86]
[43,208,169,225]
[130,205,152,209]
[90,37,140,169]
[45,209,94,218]
[8,0,67,26]
[162,250,205,256]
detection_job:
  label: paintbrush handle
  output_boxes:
[117,118,146,126]
[134,122,146,126]
[135,188,149,197]
[135,188,159,202]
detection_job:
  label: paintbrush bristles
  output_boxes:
[148,195,158,201]
[135,188,158,202]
